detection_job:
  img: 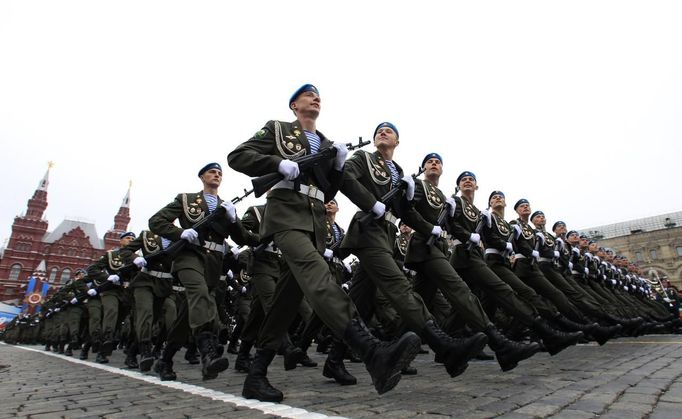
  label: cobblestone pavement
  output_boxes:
[2,335,682,418]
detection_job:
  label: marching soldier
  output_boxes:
[149,162,256,381]
[228,85,421,402]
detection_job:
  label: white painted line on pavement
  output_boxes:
[5,343,346,419]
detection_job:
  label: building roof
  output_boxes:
[43,219,104,249]
[579,211,682,240]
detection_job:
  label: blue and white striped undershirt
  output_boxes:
[203,193,218,213]
[385,160,400,186]
[332,223,341,243]
[305,130,321,154]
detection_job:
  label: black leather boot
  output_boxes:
[124,342,139,369]
[484,324,540,372]
[343,318,421,395]
[196,332,230,380]
[64,343,75,357]
[57,342,65,354]
[100,332,114,357]
[242,349,284,402]
[532,317,583,356]
[587,323,622,345]
[282,338,305,371]
[139,341,155,372]
[95,352,109,364]
[184,342,200,365]
[421,320,488,378]
[155,342,180,381]
[79,342,90,360]
[235,340,254,373]
[154,359,177,381]
[323,339,357,385]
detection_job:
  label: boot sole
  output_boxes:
[498,342,541,372]
[545,332,583,356]
[371,333,421,395]
[203,358,230,380]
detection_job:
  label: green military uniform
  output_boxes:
[341,150,433,333]
[149,191,255,334]
[119,230,174,366]
[87,248,133,352]
[228,120,356,349]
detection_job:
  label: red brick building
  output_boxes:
[0,166,131,305]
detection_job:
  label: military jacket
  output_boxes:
[341,150,420,250]
[481,211,513,254]
[228,120,342,252]
[509,218,537,259]
[119,230,173,297]
[536,229,558,259]
[149,191,257,281]
[554,236,572,271]
[393,232,411,268]
[448,195,486,269]
[403,179,450,266]
[87,249,133,288]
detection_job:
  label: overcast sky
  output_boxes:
[1,1,681,248]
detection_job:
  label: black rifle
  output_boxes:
[426,203,451,247]
[231,188,254,204]
[466,209,489,252]
[251,137,370,198]
[358,167,426,227]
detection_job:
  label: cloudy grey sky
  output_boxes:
[1,1,681,247]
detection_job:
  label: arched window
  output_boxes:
[8,264,22,281]
[49,267,59,282]
[61,268,71,284]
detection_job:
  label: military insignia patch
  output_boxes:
[254,129,266,139]
[293,130,301,136]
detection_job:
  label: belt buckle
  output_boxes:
[307,185,319,199]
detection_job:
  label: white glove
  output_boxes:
[323,248,334,260]
[469,233,480,245]
[431,226,443,237]
[87,289,97,297]
[133,257,147,268]
[401,175,415,201]
[568,262,574,270]
[70,298,78,305]
[343,261,352,273]
[221,201,237,223]
[610,279,616,285]
[54,308,61,312]
[584,267,589,275]
[332,143,348,171]
[572,247,580,255]
[341,282,350,291]
[227,285,233,292]
[227,270,234,280]
[278,159,300,180]
[371,201,386,219]
[505,242,513,254]
[553,251,560,258]
[531,250,540,259]
[180,228,199,243]
[230,246,240,257]
[107,274,120,284]
[445,197,457,217]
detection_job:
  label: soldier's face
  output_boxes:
[201,169,222,188]
[423,158,442,177]
[120,236,134,247]
[589,243,598,252]
[554,224,567,235]
[516,203,530,217]
[291,91,321,118]
[532,214,546,228]
[567,232,579,245]
[489,194,505,210]
[374,127,398,148]
[458,176,477,193]
[579,238,589,247]
[325,201,338,215]
[400,224,412,234]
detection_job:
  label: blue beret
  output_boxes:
[530,211,544,220]
[566,230,578,237]
[456,171,476,185]
[421,152,443,168]
[119,231,136,240]
[289,84,319,109]
[373,122,399,139]
[514,198,529,210]
[198,162,222,177]
[488,190,505,204]
[552,221,566,231]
